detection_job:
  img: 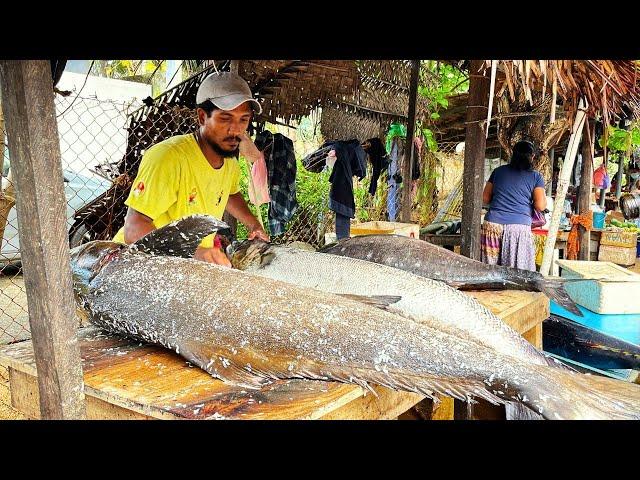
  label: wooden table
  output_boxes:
[0,290,548,420]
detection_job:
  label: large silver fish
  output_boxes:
[228,240,557,369]
[319,234,583,316]
[70,216,640,419]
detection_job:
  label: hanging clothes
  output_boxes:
[254,130,298,236]
[328,139,367,239]
[365,137,389,196]
[387,138,401,222]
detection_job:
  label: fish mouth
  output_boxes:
[71,241,126,284]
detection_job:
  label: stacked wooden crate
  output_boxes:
[598,229,638,266]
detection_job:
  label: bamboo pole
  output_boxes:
[578,118,595,260]
[540,99,588,276]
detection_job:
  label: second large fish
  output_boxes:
[319,234,583,316]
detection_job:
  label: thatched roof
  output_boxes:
[236,60,430,139]
[490,60,640,122]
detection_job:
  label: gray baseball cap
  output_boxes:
[196,71,262,114]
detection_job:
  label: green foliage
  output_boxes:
[419,61,468,111]
[94,60,168,96]
[422,128,438,152]
[599,124,640,153]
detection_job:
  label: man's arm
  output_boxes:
[122,207,230,266]
[123,207,156,244]
[225,192,270,241]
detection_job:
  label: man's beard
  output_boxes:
[204,134,240,158]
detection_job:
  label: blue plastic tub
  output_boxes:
[637,239,640,257]
[592,210,606,229]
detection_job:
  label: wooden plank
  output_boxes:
[0,60,85,419]
[466,290,549,336]
[540,101,587,275]
[522,324,543,349]
[461,60,491,260]
[410,397,455,420]
[320,386,423,420]
[400,60,420,222]
[10,368,153,420]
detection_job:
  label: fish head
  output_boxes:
[226,239,275,271]
[70,240,126,295]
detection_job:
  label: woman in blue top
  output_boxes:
[481,140,547,271]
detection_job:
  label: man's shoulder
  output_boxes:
[148,133,194,153]
[143,134,194,163]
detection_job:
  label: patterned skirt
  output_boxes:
[480,220,536,271]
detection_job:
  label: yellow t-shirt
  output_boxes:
[112,133,240,248]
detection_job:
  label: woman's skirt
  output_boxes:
[480,220,536,271]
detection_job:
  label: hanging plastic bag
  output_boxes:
[248,152,270,205]
[593,163,611,190]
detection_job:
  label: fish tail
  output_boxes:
[532,276,583,316]
[519,365,640,420]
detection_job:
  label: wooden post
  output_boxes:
[400,60,420,222]
[0,60,86,419]
[461,60,490,260]
[578,119,595,260]
[546,149,555,196]
[540,100,587,276]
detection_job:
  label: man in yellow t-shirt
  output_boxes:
[112,72,269,266]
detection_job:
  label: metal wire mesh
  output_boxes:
[0,94,140,346]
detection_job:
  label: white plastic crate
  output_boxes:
[557,260,640,314]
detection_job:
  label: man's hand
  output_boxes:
[194,246,232,267]
[247,225,270,242]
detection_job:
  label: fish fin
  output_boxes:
[175,341,272,390]
[518,365,640,420]
[214,364,272,390]
[337,294,402,309]
[129,215,229,258]
[532,277,583,317]
[252,360,505,406]
[505,402,544,420]
[346,368,505,406]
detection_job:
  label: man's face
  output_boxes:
[198,102,253,157]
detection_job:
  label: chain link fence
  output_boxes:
[0,93,140,343]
